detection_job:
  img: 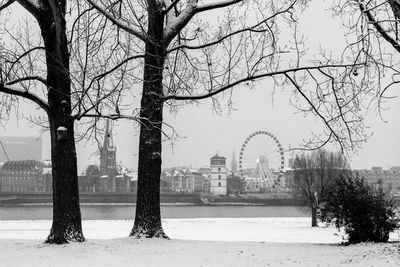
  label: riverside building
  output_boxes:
[209,154,227,195]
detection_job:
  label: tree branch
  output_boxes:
[0,0,15,12]
[6,46,45,77]
[196,0,243,13]
[284,73,343,152]
[163,64,362,101]
[6,75,48,86]
[75,113,140,122]
[83,54,145,96]
[0,84,49,113]
[85,0,147,42]
[164,0,249,44]
[164,0,197,43]
[16,0,40,18]
[163,0,181,15]
[360,2,400,53]
[167,5,292,53]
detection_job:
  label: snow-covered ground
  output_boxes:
[0,218,399,266]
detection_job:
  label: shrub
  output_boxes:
[319,175,399,244]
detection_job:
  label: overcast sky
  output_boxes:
[1,1,400,171]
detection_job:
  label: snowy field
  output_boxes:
[0,218,399,266]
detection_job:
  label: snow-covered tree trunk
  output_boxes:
[33,0,84,244]
[130,7,167,238]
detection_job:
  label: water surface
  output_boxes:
[0,205,308,220]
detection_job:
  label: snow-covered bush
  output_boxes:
[319,175,399,244]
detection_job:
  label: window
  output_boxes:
[218,167,221,172]
[218,175,221,180]
[218,182,221,187]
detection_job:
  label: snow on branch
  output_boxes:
[75,113,141,123]
[16,0,41,18]
[0,84,49,112]
[164,0,245,43]
[196,0,243,13]
[0,0,15,12]
[85,0,147,42]
[164,0,197,43]
[18,0,39,8]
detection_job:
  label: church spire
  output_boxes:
[103,119,115,149]
[100,118,117,178]
[231,149,238,175]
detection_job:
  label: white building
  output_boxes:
[209,154,227,195]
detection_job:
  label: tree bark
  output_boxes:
[46,116,84,244]
[36,2,84,244]
[130,8,168,238]
[311,205,318,227]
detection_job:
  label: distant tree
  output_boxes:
[319,174,400,244]
[86,0,379,238]
[291,149,348,227]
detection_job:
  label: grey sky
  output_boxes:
[1,1,399,171]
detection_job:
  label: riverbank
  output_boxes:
[0,192,302,206]
[1,218,399,266]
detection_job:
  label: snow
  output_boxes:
[57,126,67,132]
[0,218,399,266]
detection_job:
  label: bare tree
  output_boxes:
[291,149,348,227]
[86,0,377,238]
[0,0,86,244]
[0,0,137,243]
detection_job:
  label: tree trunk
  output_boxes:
[46,116,84,244]
[130,9,167,239]
[36,3,84,244]
[311,205,318,227]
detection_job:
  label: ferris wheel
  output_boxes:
[238,130,285,192]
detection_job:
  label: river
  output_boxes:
[0,205,308,220]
